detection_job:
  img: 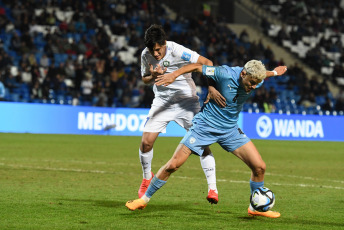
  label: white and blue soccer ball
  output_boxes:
[250,187,275,212]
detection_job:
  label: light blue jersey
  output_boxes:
[194,65,264,130]
[181,65,264,155]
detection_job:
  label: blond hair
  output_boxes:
[244,60,266,81]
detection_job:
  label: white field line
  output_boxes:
[0,163,124,175]
[230,169,344,185]
[174,176,344,190]
[1,157,343,184]
[1,163,344,190]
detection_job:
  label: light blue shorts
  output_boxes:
[180,117,250,156]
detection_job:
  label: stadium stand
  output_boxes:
[0,0,343,115]
[239,0,344,114]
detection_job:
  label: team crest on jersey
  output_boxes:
[163,61,170,67]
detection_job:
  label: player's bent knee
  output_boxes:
[252,161,266,177]
[253,162,266,177]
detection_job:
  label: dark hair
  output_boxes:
[144,24,166,50]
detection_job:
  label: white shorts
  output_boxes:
[143,97,201,133]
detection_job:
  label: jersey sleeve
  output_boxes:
[202,65,226,82]
[140,53,150,77]
[173,42,200,63]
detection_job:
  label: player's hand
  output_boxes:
[205,86,226,107]
[274,66,287,76]
[150,64,167,78]
[155,73,177,86]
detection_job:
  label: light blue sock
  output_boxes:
[250,179,264,194]
[145,176,167,198]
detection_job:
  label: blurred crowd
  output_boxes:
[0,0,343,113]
[255,0,344,112]
[0,0,166,107]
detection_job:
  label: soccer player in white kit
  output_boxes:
[138,24,225,204]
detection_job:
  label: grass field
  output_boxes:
[0,133,343,229]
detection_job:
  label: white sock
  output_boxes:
[139,148,153,179]
[200,152,217,193]
[141,195,150,203]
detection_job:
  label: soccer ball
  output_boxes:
[250,187,275,212]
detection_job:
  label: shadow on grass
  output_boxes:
[59,198,234,217]
[58,198,125,208]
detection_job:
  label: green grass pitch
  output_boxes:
[0,133,343,229]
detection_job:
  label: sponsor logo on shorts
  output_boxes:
[206,67,215,76]
[189,137,196,144]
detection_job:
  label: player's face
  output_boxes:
[240,73,262,93]
[149,43,167,60]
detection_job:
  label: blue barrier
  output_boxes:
[0,102,185,136]
[0,102,343,141]
[242,113,344,142]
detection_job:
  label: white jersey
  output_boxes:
[141,41,200,103]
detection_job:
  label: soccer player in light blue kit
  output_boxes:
[126,60,287,218]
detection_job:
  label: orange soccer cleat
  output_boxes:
[248,207,281,218]
[138,172,154,198]
[125,199,147,211]
[206,189,219,204]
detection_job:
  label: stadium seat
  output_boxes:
[31,98,42,104]
[48,89,56,99]
[10,93,20,102]
[315,96,326,106]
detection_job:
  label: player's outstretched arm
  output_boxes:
[197,56,226,107]
[266,66,288,78]
[155,63,203,86]
[197,55,213,66]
